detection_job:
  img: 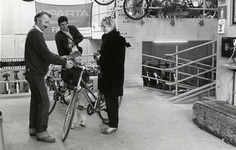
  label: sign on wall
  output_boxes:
[116,9,135,50]
[35,2,93,40]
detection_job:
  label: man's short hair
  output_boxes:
[34,10,52,22]
[58,16,68,25]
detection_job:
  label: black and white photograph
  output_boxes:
[1,0,236,150]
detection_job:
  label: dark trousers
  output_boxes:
[26,71,50,134]
[104,95,119,128]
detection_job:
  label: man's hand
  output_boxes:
[61,55,69,59]
[65,60,74,69]
[93,51,100,62]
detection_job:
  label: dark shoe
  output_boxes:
[29,133,36,136]
[102,127,117,135]
[37,135,56,143]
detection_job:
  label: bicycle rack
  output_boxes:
[22,72,30,93]
[2,73,10,94]
[13,71,20,93]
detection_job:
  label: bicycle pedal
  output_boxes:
[87,105,94,115]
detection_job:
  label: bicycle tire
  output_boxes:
[61,91,77,142]
[94,0,114,5]
[123,0,149,20]
[45,78,58,115]
[97,94,108,122]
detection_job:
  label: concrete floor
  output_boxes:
[0,86,235,150]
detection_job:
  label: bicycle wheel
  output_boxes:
[197,0,217,18]
[123,0,149,20]
[45,77,58,115]
[94,0,114,5]
[97,94,108,122]
[61,91,77,142]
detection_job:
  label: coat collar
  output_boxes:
[102,29,119,41]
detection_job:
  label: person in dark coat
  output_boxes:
[55,16,83,56]
[94,16,130,134]
[24,10,74,143]
[55,16,83,78]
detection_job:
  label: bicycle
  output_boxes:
[94,0,187,20]
[94,0,217,20]
[61,65,109,142]
[45,61,100,115]
[95,0,150,20]
[44,64,71,115]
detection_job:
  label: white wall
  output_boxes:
[1,0,218,94]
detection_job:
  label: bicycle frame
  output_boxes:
[62,65,108,142]
[80,81,106,115]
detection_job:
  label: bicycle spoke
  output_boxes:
[123,0,149,20]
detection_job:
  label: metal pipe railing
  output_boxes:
[166,40,216,57]
[169,81,215,101]
[142,40,217,97]
[145,53,214,73]
[173,84,216,103]
[166,67,216,86]
[166,54,217,71]
[168,41,216,95]
[177,57,214,69]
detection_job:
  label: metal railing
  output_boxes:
[142,40,216,99]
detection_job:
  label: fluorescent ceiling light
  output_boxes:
[153,41,188,43]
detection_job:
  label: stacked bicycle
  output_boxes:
[94,0,217,20]
[44,64,71,115]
